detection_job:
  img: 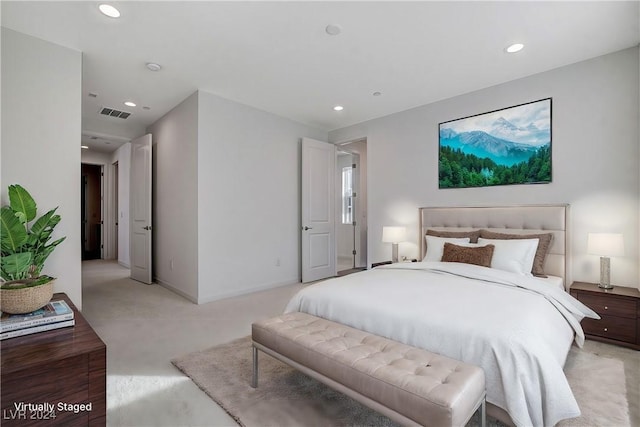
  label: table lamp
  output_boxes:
[382,226,406,263]
[587,233,624,289]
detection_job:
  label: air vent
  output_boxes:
[100,107,131,119]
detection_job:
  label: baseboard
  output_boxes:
[197,278,300,305]
[155,278,198,304]
[118,261,130,268]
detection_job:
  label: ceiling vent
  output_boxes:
[100,107,131,119]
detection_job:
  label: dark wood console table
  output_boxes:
[1,293,106,426]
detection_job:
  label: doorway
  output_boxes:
[81,163,103,260]
[113,161,119,260]
[336,139,367,275]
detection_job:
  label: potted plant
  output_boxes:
[1,184,66,314]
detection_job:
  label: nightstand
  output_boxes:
[1,293,106,425]
[570,282,640,350]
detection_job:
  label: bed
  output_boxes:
[285,205,599,427]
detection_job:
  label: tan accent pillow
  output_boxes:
[426,229,480,243]
[441,243,495,268]
[478,230,553,277]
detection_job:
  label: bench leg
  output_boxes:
[481,397,486,427]
[251,345,258,388]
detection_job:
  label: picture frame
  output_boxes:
[438,98,552,189]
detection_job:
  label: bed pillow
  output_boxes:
[479,230,553,277]
[423,236,471,262]
[426,229,481,243]
[477,237,539,276]
[441,242,495,267]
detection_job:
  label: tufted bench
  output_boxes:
[251,312,486,427]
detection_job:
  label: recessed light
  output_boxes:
[81,145,89,149]
[333,105,344,111]
[124,101,136,107]
[146,62,162,72]
[142,106,151,110]
[505,43,524,53]
[98,4,120,18]
[88,92,98,98]
[325,25,342,36]
[373,91,382,97]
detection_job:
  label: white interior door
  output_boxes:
[130,134,153,284]
[302,137,336,282]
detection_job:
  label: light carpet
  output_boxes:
[172,337,630,427]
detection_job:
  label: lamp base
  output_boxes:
[391,243,399,263]
[598,256,613,289]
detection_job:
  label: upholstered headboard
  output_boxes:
[419,205,569,285]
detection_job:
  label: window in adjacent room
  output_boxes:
[342,166,353,224]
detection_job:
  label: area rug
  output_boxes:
[171,336,630,427]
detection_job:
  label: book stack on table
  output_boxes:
[1,299,75,340]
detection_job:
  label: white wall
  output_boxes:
[1,29,83,306]
[197,90,326,302]
[113,143,131,267]
[147,92,199,302]
[83,116,146,142]
[330,48,639,289]
[81,150,112,165]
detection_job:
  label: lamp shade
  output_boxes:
[382,226,406,244]
[587,233,625,257]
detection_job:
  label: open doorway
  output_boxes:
[113,161,119,260]
[81,163,103,260]
[336,139,367,276]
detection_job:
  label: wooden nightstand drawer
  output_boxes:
[577,293,636,318]
[581,315,637,343]
[570,282,640,350]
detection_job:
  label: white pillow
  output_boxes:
[424,236,471,262]
[477,237,539,276]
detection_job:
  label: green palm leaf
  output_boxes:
[9,184,37,223]
[29,208,60,247]
[1,252,32,280]
[31,207,59,235]
[31,237,66,276]
[2,184,65,281]
[1,206,28,252]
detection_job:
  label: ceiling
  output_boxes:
[3,1,639,153]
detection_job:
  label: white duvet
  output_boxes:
[285,262,599,427]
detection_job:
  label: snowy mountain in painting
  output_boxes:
[439,128,547,166]
[489,117,548,147]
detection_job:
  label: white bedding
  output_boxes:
[539,274,564,290]
[285,262,599,427]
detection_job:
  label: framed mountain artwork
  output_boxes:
[438,98,551,189]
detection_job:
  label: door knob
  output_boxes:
[143,225,152,230]
[303,226,313,231]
